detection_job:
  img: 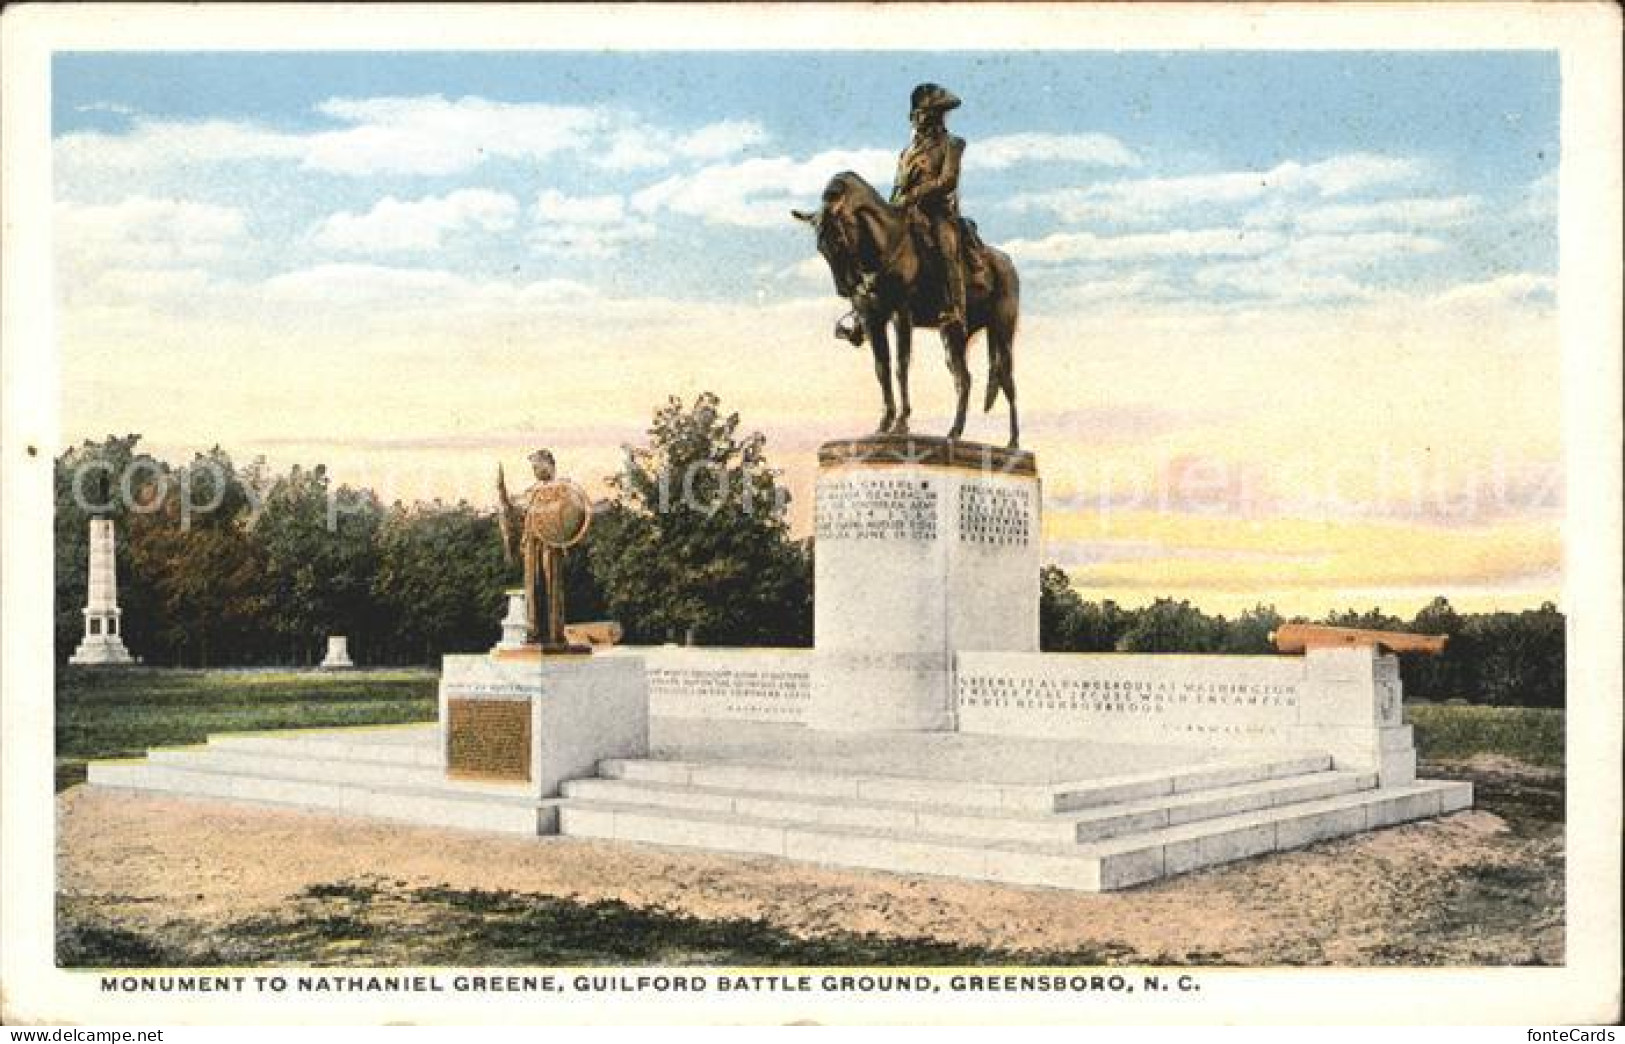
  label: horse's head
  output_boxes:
[792,173,868,299]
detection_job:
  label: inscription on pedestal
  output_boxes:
[955,655,1304,743]
[957,485,1033,546]
[815,478,938,542]
[648,666,811,720]
[446,697,531,782]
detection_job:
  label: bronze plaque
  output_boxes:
[446,697,531,783]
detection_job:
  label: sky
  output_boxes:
[52,50,1563,616]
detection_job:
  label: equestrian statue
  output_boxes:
[793,83,1022,448]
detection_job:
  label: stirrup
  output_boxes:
[834,310,866,347]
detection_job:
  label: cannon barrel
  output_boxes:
[1271,623,1447,656]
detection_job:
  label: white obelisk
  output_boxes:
[69,518,135,665]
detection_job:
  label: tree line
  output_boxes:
[53,395,811,669]
[1040,566,1565,708]
[55,396,1562,707]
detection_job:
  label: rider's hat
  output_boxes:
[528,448,556,467]
[909,83,961,115]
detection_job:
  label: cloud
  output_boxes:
[596,119,770,173]
[1050,509,1562,594]
[261,263,484,306]
[1429,273,1557,313]
[777,255,836,289]
[1006,227,1279,265]
[55,120,306,177]
[968,132,1139,171]
[1007,153,1428,224]
[1513,167,1558,223]
[596,132,671,173]
[676,120,770,161]
[1274,195,1481,233]
[531,189,657,257]
[1193,232,1446,302]
[302,95,607,176]
[632,147,895,228]
[1027,403,1216,443]
[57,97,768,182]
[54,100,595,180]
[312,189,519,253]
[56,196,247,269]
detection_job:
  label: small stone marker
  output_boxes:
[318,635,354,670]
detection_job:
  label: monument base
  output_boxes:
[68,636,135,666]
[438,653,647,801]
[808,434,1040,733]
[810,650,953,731]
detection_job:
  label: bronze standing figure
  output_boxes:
[497,449,592,649]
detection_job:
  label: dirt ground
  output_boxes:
[54,756,1563,967]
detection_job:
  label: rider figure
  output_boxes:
[892,83,967,335]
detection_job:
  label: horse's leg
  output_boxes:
[999,337,1019,449]
[870,319,896,435]
[892,318,912,434]
[943,326,971,440]
[1003,363,1019,449]
[984,256,1022,449]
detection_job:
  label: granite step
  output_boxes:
[561,768,1376,845]
[1087,780,1474,888]
[556,779,1472,891]
[597,752,1334,814]
[87,759,551,834]
[146,747,448,788]
[204,727,442,767]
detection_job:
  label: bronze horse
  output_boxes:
[794,171,1021,448]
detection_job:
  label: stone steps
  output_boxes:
[561,768,1377,845]
[557,779,1472,891]
[87,749,551,835]
[204,728,442,768]
[146,747,448,789]
[597,752,1335,813]
[84,723,1472,892]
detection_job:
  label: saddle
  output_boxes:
[904,213,991,288]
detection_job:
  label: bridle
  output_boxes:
[819,179,907,309]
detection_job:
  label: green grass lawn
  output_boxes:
[55,668,438,791]
[1408,702,1564,768]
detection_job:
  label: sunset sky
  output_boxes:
[52,50,1563,617]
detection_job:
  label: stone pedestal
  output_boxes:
[1298,645,1417,785]
[319,635,354,670]
[808,436,1039,732]
[69,518,134,666]
[439,653,649,803]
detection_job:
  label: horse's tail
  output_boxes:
[983,357,1001,412]
[982,250,1019,412]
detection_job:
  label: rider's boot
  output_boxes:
[941,256,967,337]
